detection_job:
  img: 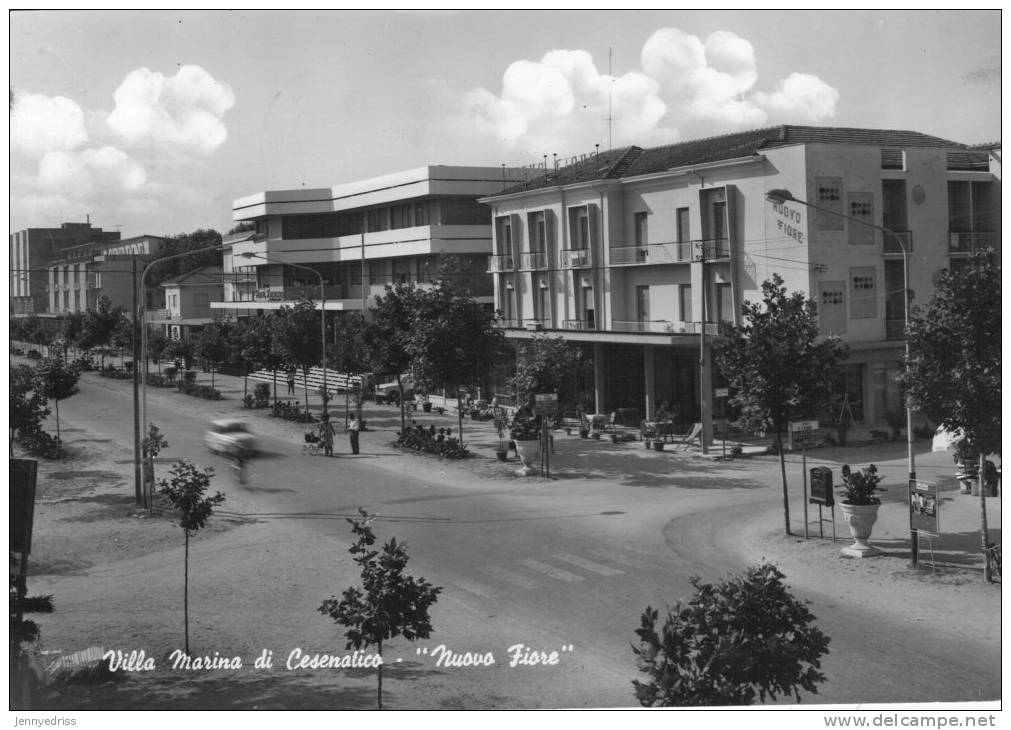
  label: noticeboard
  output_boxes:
[10,459,38,555]
[809,466,834,506]
[909,480,940,537]
[533,393,558,415]
[789,420,823,450]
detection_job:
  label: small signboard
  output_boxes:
[714,387,729,398]
[909,480,940,537]
[533,392,558,415]
[809,466,834,506]
[789,420,823,450]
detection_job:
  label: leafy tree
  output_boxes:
[319,509,442,710]
[901,251,1001,580]
[142,423,170,509]
[715,275,849,535]
[110,315,135,368]
[10,564,54,709]
[158,460,225,655]
[330,311,370,375]
[62,311,88,360]
[406,284,507,441]
[632,563,830,707]
[82,295,127,369]
[10,364,50,457]
[33,357,81,448]
[146,327,170,373]
[162,338,194,370]
[193,322,232,389]
[238,315,283,403]
[147,229,223,289]
[509,334,591,419]
[363,285,420,433]
[272,299,324,416]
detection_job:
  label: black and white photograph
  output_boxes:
[9,8,1002,724]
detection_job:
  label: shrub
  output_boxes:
[175,381,222,400]
[395,425,469,459]
[838,464,884,506]
[18,427,62,458]
[632,563,830,707]
[270,399,316,423]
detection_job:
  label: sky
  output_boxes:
[9,9,1003,239]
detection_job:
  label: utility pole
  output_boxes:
[132,256,142,506]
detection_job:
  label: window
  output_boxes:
[390,204,412,229]
[712,201,727,242]
[636,286,650,322]
[676,208,690,243]
[538,282,551,323]
[366,208,388,232]
[496,216,513,253]
[819,281,846,334]
[849,267,877,319]
[815,177,844,231]
[715,283,733,323]
[847,193,875,244]
[569,207,590,249]
[634,212,648,246]
[679,284,692,323]
[414,202,428,226]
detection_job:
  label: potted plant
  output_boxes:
[510,416,542,476]
[838,463,885,557]
[653,440,665,451]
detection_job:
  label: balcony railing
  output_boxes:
[949,231,997,253]
[695,238,730,261]
[522,318,549,331]
[560,248,592,268]
[519,252,549,270]
[562,319,595,331]
[611,320,679,334]
[883,231,913,255]
[487,254,515,273]
[611,242,692,265]
[253,284,344,302]
[496,317,522,328]
[885,318,906,340]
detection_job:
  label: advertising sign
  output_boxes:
[809,466,834,506]
[789,420,823,450]
[909,480,940,537]
[10,459,38,555]
[533,393,557,415]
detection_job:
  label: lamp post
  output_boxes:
[240,252,328,420]
[765,188,918,564]
[139,245,224,506]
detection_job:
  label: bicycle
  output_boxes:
[985,543,1001,581]
[300,442,322,456]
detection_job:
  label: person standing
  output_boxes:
[319,414,335,457]
[349,415,361,455]
[286,367,297,396]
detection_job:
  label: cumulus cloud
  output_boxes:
[107,65,236,156]
[10,91,88,157]
[454,26,838,157]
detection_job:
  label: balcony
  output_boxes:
[560,248,592,268]
[610,242,692,266]
[883,231,913,256]
[522,318,549,331]
[487,254,515,273]
[611,320,679,334]
[253,284,344,302]
[518,252,549,270]
[496,317,522,328]
[949,231,997,254]
[695,238,730,261]
[562,319,595,331]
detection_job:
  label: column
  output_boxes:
[593,342,605,414]
[643,344,655,421]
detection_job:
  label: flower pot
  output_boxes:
[644,439,652,449]
[513,439,541,476]
[422,402,432,413]
[495,451,508,462]
[653,441,665,451]
[579,429,589,439]
[839,502,883,557]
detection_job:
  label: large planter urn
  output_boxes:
[513,439,541,476]
[839,502,883,557]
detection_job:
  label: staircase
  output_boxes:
[249,367,363,395]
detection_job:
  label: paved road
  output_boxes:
[33,370,1002,708]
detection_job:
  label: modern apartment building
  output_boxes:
[46,234,168,315]
[480,126,1000,443]
[211,165,535,320]
[10,222,120,315]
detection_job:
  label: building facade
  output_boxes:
[148,266,225,341]
[480,126,1000,442]
[45,235,168,316]
[10,222,120,316]
[211,165,536,319]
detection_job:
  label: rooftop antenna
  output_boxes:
[595,144,600,175]
[606,47,619,150]
[553,153,558,174]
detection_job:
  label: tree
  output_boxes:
[715,275,849,535]
[509,334,592,419]
[110,315,135,368]
[62,311,88,360]
[237,315,282,403]
[33,357,81,448]
[146,229,223,289]
[82,295,127,368]
[363,284,420,432]
[10,364,50,457]
[193,322,232,389]
[10,566,54,709]
[319,509,442,710]
[272,300,324,416]
[901,251,1001,580]
[406,284,507,441]
[158,460,225,655]
[146,327,170,374]
[162,338,194,370]
[141,422,170,509]
[632,563,830,707]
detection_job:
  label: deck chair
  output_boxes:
[672,422,703,451]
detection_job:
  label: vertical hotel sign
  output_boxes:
[770,200,806,245]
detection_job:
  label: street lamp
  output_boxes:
[765,188,918,563]
[239,252,328,420]
[139,245,224,506]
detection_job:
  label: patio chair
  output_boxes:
[672,422,703,451]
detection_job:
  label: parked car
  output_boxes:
[204,418,257,457]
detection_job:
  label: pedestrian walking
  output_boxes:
[230,446,248,486]
[349,415,361,455]
[319,415,335,457]
[286,367,297,396]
